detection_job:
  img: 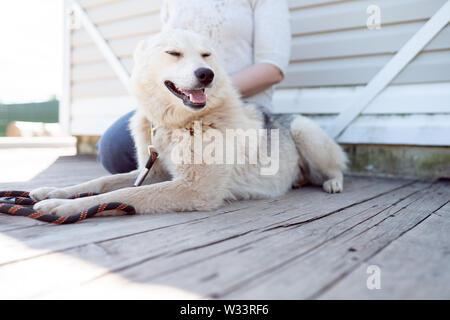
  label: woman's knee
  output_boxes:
[97,111,138,174]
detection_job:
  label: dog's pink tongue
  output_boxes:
[181,89,206,103]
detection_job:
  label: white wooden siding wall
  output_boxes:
[68,0,450,146]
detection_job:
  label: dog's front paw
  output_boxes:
[323,178,343,193]
[33,199,77,216]
[30,187,69,201]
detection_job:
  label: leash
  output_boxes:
[0,123,159,225]
[0,190,136,224]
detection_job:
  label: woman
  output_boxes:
[97,0,291,173]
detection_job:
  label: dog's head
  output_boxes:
[132,29,232,127]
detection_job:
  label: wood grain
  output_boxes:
[0,156,448,299]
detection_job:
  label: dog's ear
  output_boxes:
[133,39,149,64]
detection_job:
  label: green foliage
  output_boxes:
[0,100,59,136]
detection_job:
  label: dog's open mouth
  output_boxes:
[164,81,207,109]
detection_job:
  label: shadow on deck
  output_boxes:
[0,155,449,299]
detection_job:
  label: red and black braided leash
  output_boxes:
[0,190,136,225]
[0,142,159,225]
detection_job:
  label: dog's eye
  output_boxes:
[201,53,211,58]
[166,51,181,57]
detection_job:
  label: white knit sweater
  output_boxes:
[161,0,291,108]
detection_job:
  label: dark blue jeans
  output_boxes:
[97,111,138,174]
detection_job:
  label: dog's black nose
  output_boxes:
[195,68,214,86]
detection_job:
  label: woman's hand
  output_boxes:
[231,63,284,98]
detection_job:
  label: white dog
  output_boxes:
[31,29,347,216]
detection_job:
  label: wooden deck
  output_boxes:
[0,155,449,299]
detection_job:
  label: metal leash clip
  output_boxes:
[134,123,159,187]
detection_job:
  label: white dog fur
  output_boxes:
[31,29,347,216]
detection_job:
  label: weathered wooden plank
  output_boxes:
[72,35,145,65]
[0,217,45,232]
[79,0,122,10]
[4,154,446,300]
[72,0,133,93]
[0,210,215,265]
[73,48,450,87]
[69,84,450,137]
[290,0,447,36]
[273,83,450,115]
[71,22,450,65]
[291,23,450,61]
[25,180,425,299]
[78,0,346,9]
[71,79,128,99]
[288,0,347,10]
[0,177,412,298]
[72,58,133,83]
[327,1,450,139]
[281,50,450,88]
[0,156,108,190]
[86,0,162,25]
[334,114,450,146]
[264,114,450,146]
[218,182,449,299]
[68,82,450,137]
[72,14,161,48]
[72,0,447,50]
[0,175,408,266]
[70,50,450,91]
[319,201,450,299]
[0,189,295,265]
[69,52,450,103]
